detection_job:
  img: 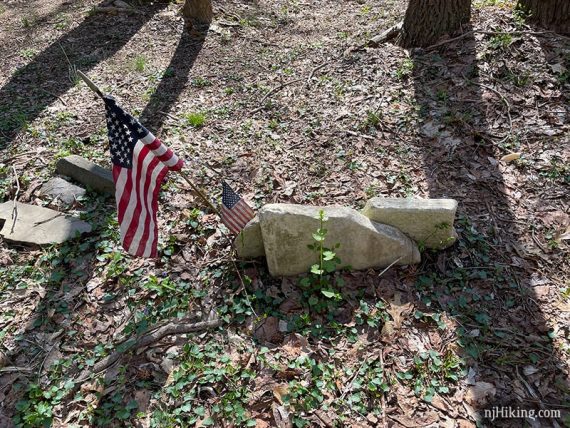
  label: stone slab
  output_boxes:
[362,197,458,249]
[235,216,265,259]
[259,204,420,277]
[40,177,86,204]
[56,155,114,194]
[0,202,91,245]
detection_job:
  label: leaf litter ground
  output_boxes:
[0,0,568,427]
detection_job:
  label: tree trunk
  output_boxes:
[182,0,213,30]
[517,0,569,34]
[397,0,471,48]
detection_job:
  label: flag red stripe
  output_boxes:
[118,141,145,243]
[221,198,255,234]
[134,157,162,257]
[171,158,184,171]
[114,166,133,224]
[147,138,162,151]
[233,200,255,225]
[146,137,183,171]
[129,151,163,256]
[158,148,174,163]
[231,207,250,228]
[221,206,242,233]
[122,146,150,251]
[221,209,239,233]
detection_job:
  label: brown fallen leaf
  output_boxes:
[272,404,292,428]
[381,292,414,340]
[272,384,289,405]
[254,316,283,344]
[254,419,270,428]
[134,389,151,413]
[465,381,496,405]
[500,152,521,163]
[282,333,310,357]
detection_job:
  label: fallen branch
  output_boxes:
[252,77,305,114]
[10,166,20,235]
[252,61,329,113]
[75,318,221,382]
[90,6,142,15]
[471,81,513,139]
[368,22,403,47]
[306,62,329,86]
[427,29,568,50]
[348,22,402,54]
[426,31,474,50]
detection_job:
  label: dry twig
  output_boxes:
[10,166,20,235]
[253,61,328,113]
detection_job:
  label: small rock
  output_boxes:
[254,316,283,344]
[362,197,458,249]
[40,177,86,204]
[56,155,114,194]
[421,121,441,138]
[113,0,132,8]
[0,202,91,245]
[259,204,420,277]
[234,215,265,259]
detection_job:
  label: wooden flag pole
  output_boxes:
[179,170,220,215]
[77,70,104,99]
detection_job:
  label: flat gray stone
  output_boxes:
[0,202,91,245]
[235,216,265,259]
[362,197,458,250]
[40,177,86,204]
[56,155,114,194]
[259,204,420,277]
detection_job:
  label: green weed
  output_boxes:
[298,210,344,312]
[191,77,212,88]
[184,112,206,128]
[397,349,464,402]
[132,55,147,72]
[395,58,414,80]
[19,48,37,60]
[488,33,513,50]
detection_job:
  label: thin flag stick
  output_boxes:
[77,70,220,215]
[179,170,220,215]
[77,69,104,99]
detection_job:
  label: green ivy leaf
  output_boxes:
[312,233,325,242]
[310,265,323,275]
[323,251,335,261]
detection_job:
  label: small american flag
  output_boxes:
[221,181,255,234]
[104,96,183,258]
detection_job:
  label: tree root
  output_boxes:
[75,318,221,383]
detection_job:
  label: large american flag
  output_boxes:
[221,181,255,234]
[104,96,183,258]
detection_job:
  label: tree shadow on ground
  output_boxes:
[0,0,168,150]
[0,4,209,425]
[138,29,206,133]
[410,30,569,426]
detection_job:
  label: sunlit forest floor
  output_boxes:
[0,0,569,426]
